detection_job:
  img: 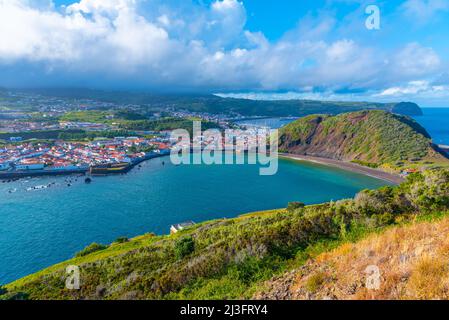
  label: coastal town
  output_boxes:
[0,89,279,180]
[0,127,274,178]
[1,88,447,183]
[0,137,171,179]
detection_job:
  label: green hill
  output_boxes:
[279,110,447,170]
[14,88,423,117]
[2,169,449,300]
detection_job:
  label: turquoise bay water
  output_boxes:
[0,157,389,284]
[235,117,296,129]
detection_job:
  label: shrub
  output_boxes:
[375,213,395,226]
[75,243,108,258]
[114,237,129,244]
[174,237,195,260]
[351,160,379,168]
[287,202,305,212]
[305,271,327,293]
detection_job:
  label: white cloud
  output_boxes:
[378,80,446,97]
[66,0,137,14]
[391,43,441,78]
[0,0,447,99]
[402,0,449,22]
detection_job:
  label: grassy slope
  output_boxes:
[255,212,449,300]
[3,169,449,300]
[279,110,448,171]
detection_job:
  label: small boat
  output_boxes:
[7,188,17,193]
[26,185,48,191]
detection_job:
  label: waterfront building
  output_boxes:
[170,221,196,234]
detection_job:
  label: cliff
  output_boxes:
[278,110,446,168]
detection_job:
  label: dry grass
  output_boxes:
[289,216,449,300]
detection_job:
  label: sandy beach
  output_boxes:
[280,153,404,184]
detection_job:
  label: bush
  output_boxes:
[75,243,108,258]
[351,160,379,168]
[0,286,6,295]
[114,237,129,244]
[287,202,305,212]
[174,237,195,260]
[305,271,327,293]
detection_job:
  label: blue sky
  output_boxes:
[1,0,449,106]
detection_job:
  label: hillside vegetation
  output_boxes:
[59,111,220,133]
[256,214,449,300]
[16,88,423,117]
[2,169,449,300]
[279,110,447,170]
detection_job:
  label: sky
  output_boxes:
[0,0,449,106]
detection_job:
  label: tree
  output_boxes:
[174,237,195,260]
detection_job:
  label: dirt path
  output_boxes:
[279,153,404,184]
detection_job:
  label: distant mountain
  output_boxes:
[279,110,445,169]
[390,102,423,116]
[14,88,423,117]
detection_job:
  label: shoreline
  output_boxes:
[1,150,403,184]
[279,153,404,184]
[0,151,170,180]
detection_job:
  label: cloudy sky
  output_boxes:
[0,0,448,106]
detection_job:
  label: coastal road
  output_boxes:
[280,153,404,184]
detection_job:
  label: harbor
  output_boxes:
[0,150,170,180]
[0,137,171,180]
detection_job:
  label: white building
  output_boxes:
[16,163,45,171]
[170,221,196,234]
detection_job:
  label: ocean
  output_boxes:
[0,156,389,284]
[413,108,449,145]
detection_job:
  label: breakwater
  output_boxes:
[0,151,170,180]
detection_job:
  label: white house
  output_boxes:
[170,221,196,234]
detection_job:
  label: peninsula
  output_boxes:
[278,110,448,173]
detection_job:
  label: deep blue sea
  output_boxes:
[0,156,389,284]
[413,108,449,145]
